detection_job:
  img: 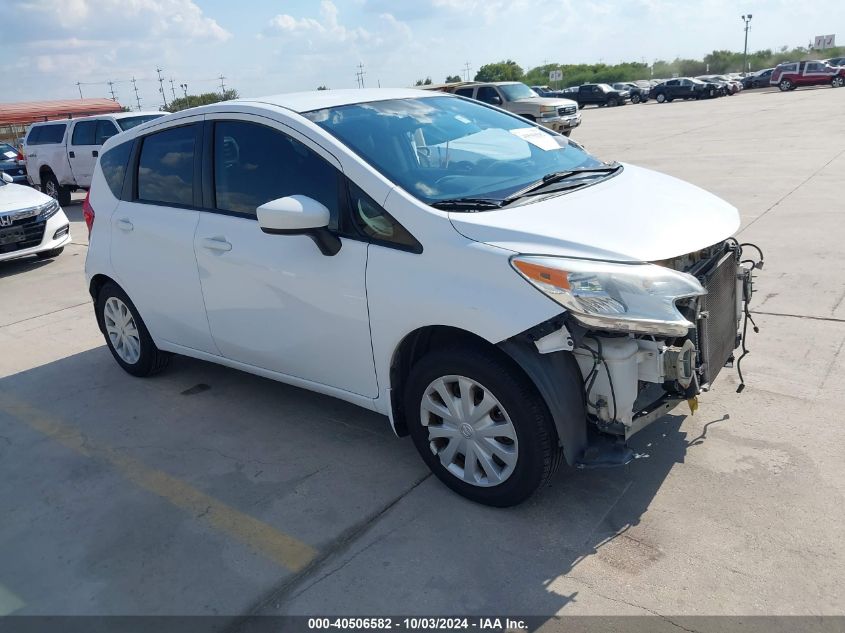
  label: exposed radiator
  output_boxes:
[698,250,739,387]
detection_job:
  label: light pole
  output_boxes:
[180,83,188,98]
[741,14,753,75]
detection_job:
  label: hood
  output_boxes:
[448,163,740,262]
[0,183,53,214]
[513,96,578,108]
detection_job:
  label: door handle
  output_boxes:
[116,218,134,232]
[92,150,98,158]
[69,151,75,158]
[200,237,232,252]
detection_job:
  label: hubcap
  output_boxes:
[420,375,518,487]
[45,181,58,199]
[104,297,141,364]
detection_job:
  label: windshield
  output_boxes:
[117,114,164,131]
[0,143,17,161]
[303,96,604,206]
[498,84,538,101]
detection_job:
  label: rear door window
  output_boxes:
[136,125,197,207]
[71,121,97,146]
[100,140,133,198]
[455,88,474,98]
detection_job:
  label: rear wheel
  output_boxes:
[779,79,793,92]
[97,282,171,377]
[404,345,562,507]
[42,172,71,206]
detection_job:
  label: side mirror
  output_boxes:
[490,96,503,105]
[257,195,341,256]
[1,172,13,184]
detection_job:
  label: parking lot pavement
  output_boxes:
[1,86,844,622]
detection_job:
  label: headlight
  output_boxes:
[538,105,557,114]
[37,200,60,221]
[511,255,705,336]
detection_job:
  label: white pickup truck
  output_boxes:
[24,112,163,204]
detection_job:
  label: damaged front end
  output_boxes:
[509,239,763,467]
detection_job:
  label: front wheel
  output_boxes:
[656,93,666,103]
[97,282,171,377]
[607,97,618,107]
[832,77,845,88]
[405,346,562,507]
[631,93,641,104]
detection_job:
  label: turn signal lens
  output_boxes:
[82,192,95,236]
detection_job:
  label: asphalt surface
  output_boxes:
[1,86,844,627]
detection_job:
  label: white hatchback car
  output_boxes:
[84,89,760,506]
[0,172,70,263]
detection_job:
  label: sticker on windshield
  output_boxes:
[509,127,559,151]
[3,151,16,159]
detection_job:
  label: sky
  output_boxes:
[4,0,843,109]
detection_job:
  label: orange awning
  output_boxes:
[0,99,125,126]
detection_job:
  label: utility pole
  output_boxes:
[355,62,365,88]
[107,81,117,101]
[463,61,472,81]
[169,77,176,100]
[132,77,142,111]
[156,67,168,108]
[180,83,188,98]
[218,75,227,94]
[741,14,753,75]
[76,82,83,99]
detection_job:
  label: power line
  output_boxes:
[169,77,176,100]
[132,77,142,111]
[156,67,168,108]
[355,62,365,88]
[218,75,226,93]
[463,61,472,81]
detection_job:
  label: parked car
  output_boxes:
[825,56,845,67]
[0,142,27,185]
[0,171,70,262]
[444,82,580,136]
[697,75,739,95]
[743,68,774,89]
[84,88,759,506]
[575,83,629,107]
[649,78,719,102]
[24,111,165,205]
[770,60,845,91]
[612,82,649,103]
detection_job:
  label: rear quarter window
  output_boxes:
[99,140,133,198]
[34,124,66,145]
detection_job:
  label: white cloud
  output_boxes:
[264,1,372,44]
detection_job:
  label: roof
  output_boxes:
[241,88,440,114]
[0,98,125,126]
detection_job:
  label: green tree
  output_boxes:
[414,77,433,86]
[165,89,239,113]
[475,60,523,82]
[317,85,328,90]
[445,75,462,83]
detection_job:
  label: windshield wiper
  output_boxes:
[503,162,623,202]
[429,197,505,211]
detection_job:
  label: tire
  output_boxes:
[96,282,171,377]
[41,171,71,206]
[832,77,845,88]
[607,97,618,107]
[36,247,64,259]
[563,130,572,137]
[666,96,674,102]
[631,93,641,104]
[656,93,666,103]
[779,79,792,92]
[404,345,562,507]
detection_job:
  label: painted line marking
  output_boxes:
[0,391,317,572]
